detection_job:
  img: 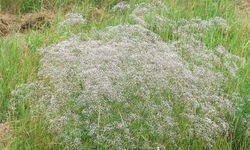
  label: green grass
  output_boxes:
[0,0,124,14]
[1,0,250,149]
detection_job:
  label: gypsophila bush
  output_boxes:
[10,1,247,149]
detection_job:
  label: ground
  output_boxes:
[0,11,55,36]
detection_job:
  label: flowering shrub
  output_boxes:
[10,1,247,149]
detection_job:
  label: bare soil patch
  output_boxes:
[239,0,250,11]
[88,7,102,24]
[0,122,12,148]
[0,11,55,36]
[238,1,250,26]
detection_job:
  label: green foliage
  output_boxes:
[0,0,128,14]
[0,38,38,120]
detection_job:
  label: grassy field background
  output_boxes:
[0,0,250,149]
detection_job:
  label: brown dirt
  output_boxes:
[238,1,250,27]
[0,122,12,148]
[88,7,102,24]
[239,0,250,11]
[0,11,56,36]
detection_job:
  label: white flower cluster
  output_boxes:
[172,17,228,38]
[110,1,131,13]
[10,1,246,150]
[129,1,169,28]
[59,13,86,30]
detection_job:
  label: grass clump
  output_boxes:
[1,0,250,149]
